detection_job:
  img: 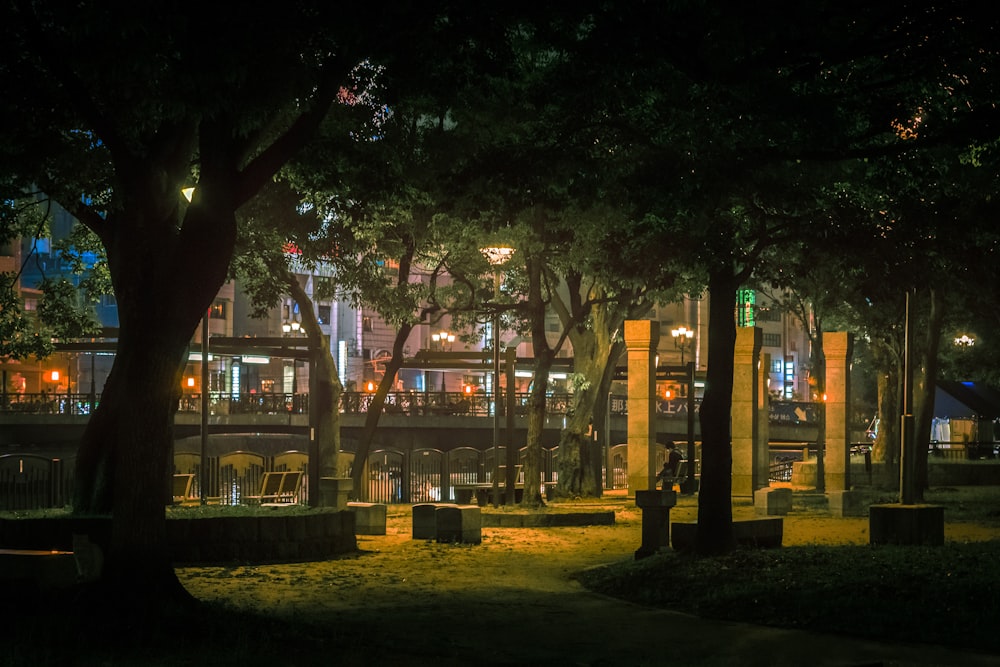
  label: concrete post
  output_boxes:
[625,320,659,495]
[732,327,763,498]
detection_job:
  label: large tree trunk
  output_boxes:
[696,270,737,555]
[74,184,236,611]
[555,333,603,498]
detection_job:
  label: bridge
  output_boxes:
[0,390,826,455]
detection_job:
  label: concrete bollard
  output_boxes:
[436,504,482,544]
[634,489,677,559]
[347,502,387,535]
[754,487,793,516]
[412,503,445,540]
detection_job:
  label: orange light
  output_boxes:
[48,370,60,382]
[464,384,473,394]
[664,389,672,399]
[185,377,195,388]
[365,381,376,392]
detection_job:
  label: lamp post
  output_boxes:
[480,245,514,506]
[671,326,694,365]
[282,315,304,409]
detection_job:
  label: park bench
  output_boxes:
[172,473,199,506]
[453,483,525,505]
[242,470,303,506]
[659,460,691,491]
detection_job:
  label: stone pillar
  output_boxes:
[823,332,853,491]
[824,332,866,516]
[757,352,772,490]
[732,327,763,498]
[625,320,659,495]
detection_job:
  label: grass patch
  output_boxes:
[578,486,1000,653]
[577,540,1000,653]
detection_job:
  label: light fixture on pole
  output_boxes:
[480,244,514,507]
[671,326,694,365]
[954,334,975,347]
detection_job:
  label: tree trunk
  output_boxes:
[523,350,551,507]
[286,276,342,478]
[350,322,413,499]
[871,339,901,488]
[520,254,550,507]
[74,186,235,611]
[349,241,418,498]
[696,270,737,555]
[913,288,944,498]
[555,336,602,498]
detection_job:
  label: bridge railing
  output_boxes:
[3,390,870,433]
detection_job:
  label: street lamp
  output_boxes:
[432,331,456,351]
[480,244,514,507]
[671,326,694,365]
[954,334,975,347]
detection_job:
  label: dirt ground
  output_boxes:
[175,492,1000,666]
[177,494,1000,611]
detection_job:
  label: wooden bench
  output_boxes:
[172,473,199,506]
[243,470,303,506]
[453,483,524,506]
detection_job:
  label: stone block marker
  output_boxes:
[754,487,792,516]
[411,503,445,540]
[436,504,482,544]
[347,502,387,535]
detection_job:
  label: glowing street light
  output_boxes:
[954,334,975,347]
[671,326,694,365]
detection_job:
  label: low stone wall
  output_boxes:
[0,510,357,565]
[793,460,1000,488]
[482,511,615,528]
